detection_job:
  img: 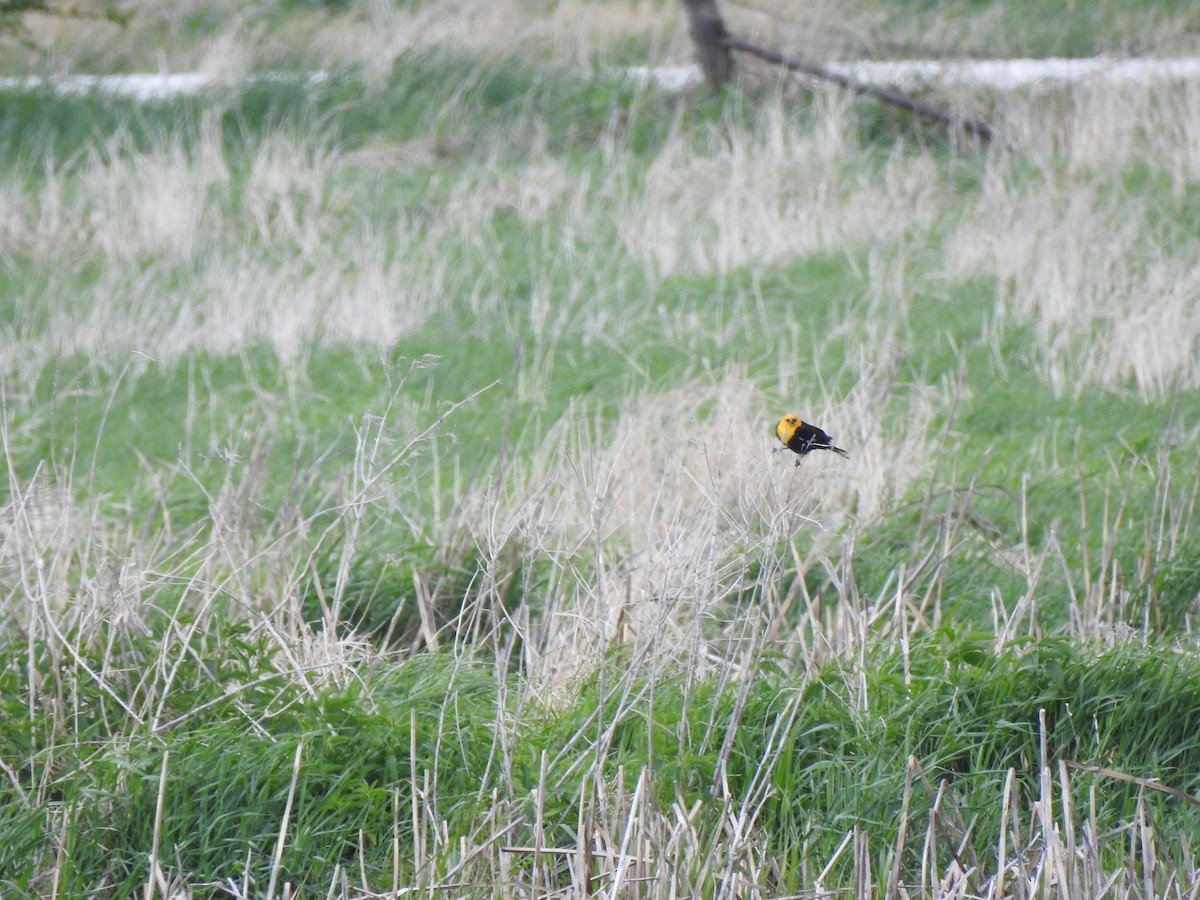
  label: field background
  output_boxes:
[4,0,1200,896]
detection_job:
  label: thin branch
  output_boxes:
[1066,761,1200,810]
[724,34,996,143]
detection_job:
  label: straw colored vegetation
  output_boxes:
[4,0,1200,896]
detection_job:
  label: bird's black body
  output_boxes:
[775,414,849,465]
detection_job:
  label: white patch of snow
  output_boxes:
[0,71,329,100]
[623,57,1200,92]
[3,59,1200,100]
[833,57,1200,90]
[622,65,706,92]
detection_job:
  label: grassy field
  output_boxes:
[4,0,1200,896]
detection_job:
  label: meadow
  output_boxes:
[4,0,1200,895]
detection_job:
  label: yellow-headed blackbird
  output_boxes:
[775,414,849,465]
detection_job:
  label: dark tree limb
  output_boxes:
[680,0,735,91]
[724,34,995,143]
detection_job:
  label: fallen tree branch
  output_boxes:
[724,34,996,143]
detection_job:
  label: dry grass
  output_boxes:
[945,96,1200,399]
[442,347,944,702]
[619,92,945,276]
[311,0,686,72]
[0,89,938,364]
[6,0,1200,78]
[10,390,1197,897]
[999,80,1200,181]
[3,0,688,75]
[6,41,1200,395]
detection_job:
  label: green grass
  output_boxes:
[0,52,684,172]
[6,632,1200,894]
[869,0,1200,57]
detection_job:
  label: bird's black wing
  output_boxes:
[787,421,832,455]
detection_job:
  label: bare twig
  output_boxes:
[1066,761,1200,810]
[724,34,995,142]
[266,742,305,900]
[144,751,170,900]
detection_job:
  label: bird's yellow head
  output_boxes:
[776,414,801,444]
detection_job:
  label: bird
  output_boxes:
[775,414,849,465]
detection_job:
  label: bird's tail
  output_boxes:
[830,445,850,459]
